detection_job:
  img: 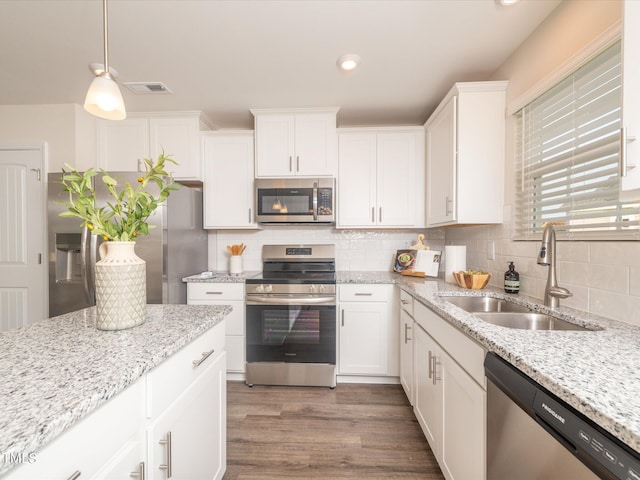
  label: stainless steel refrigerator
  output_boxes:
[47,172,207,317]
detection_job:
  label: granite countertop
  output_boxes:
[0,304,230,475]
[183,271,261,283]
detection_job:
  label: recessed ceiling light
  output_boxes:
[337,54,361,71]
[498,0,520,5]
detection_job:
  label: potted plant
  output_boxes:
[58,153,177,330]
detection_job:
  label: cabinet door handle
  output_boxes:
[404,323,412,343]
[446,196,453,216]
[130,462,145,480]
[192,349,215,367]
[289,155,293,172]
[432,355,441,385]
[68,472,81,480]
[428,351,433,379]
[379,207,382,223]
[296,155,300,172]
[159,431,172,478]
[341,309,345,327]
[620,127,637,177]
[248,208,252,224]
[137,159,143,172]
[371,207,375,223]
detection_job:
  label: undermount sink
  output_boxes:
[443,295,531,313]
[473,312,593,331]
[441,295,598,331]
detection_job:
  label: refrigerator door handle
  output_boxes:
[80,225,92,304]
[87,233,99,305]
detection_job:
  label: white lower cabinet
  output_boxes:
[413,300,486,480]
[399,289,415,404]
[187,282,245,373]
[147,352,226,480]
[4,322,226,480]
[93,437,146,480]
[4,378,144,480]
[338,284,399,378]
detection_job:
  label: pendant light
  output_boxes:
[84,0,126,120]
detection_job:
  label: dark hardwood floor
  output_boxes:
[224,381,445,479]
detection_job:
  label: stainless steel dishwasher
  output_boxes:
[484,353,640,480]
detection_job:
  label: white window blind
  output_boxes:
[514,41,639,240]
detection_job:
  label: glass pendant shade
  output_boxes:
[84,73,126,120]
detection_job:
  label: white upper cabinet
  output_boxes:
[97,117,150,172]
[621,1,640,194]
[202,131,257,229]
[251,108,339,177]
[337,127,425,228]
[97,112,212,181]
[425,81,507,227]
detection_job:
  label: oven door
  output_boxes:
[246,301,336,364]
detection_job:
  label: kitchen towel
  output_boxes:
[445,245,467,284]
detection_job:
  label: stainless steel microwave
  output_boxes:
[255,177,335,224]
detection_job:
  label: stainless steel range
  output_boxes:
[245,244,336,387]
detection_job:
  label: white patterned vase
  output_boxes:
[95,241,146,331]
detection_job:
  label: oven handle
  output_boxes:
[246,296,336,306]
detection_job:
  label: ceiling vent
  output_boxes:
[122,82,172,95]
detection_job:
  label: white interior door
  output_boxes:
[0,144,46,329]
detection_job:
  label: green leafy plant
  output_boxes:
[58,153,178,241]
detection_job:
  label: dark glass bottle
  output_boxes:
[504,261,520,294]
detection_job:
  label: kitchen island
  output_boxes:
[0,304,230,477]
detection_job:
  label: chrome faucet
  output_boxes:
[537,224,572,308]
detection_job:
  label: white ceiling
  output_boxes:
[0,0,562,129]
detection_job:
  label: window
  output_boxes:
[514,41,639,240]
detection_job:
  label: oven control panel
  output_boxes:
[285,247,312,256]
[246,283,336,296]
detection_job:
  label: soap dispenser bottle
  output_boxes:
[504,261,520,294]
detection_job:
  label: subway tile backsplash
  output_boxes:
[209,227,445,274]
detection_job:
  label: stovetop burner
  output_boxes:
[247,244,336,285]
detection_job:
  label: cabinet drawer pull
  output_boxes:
[206,291,223,295]
[159,431,172,478]
[130,462,145,480]
[192,349,215,367]
[68,472,81,480]
[354,292,373,296]
[404,324,412,343]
